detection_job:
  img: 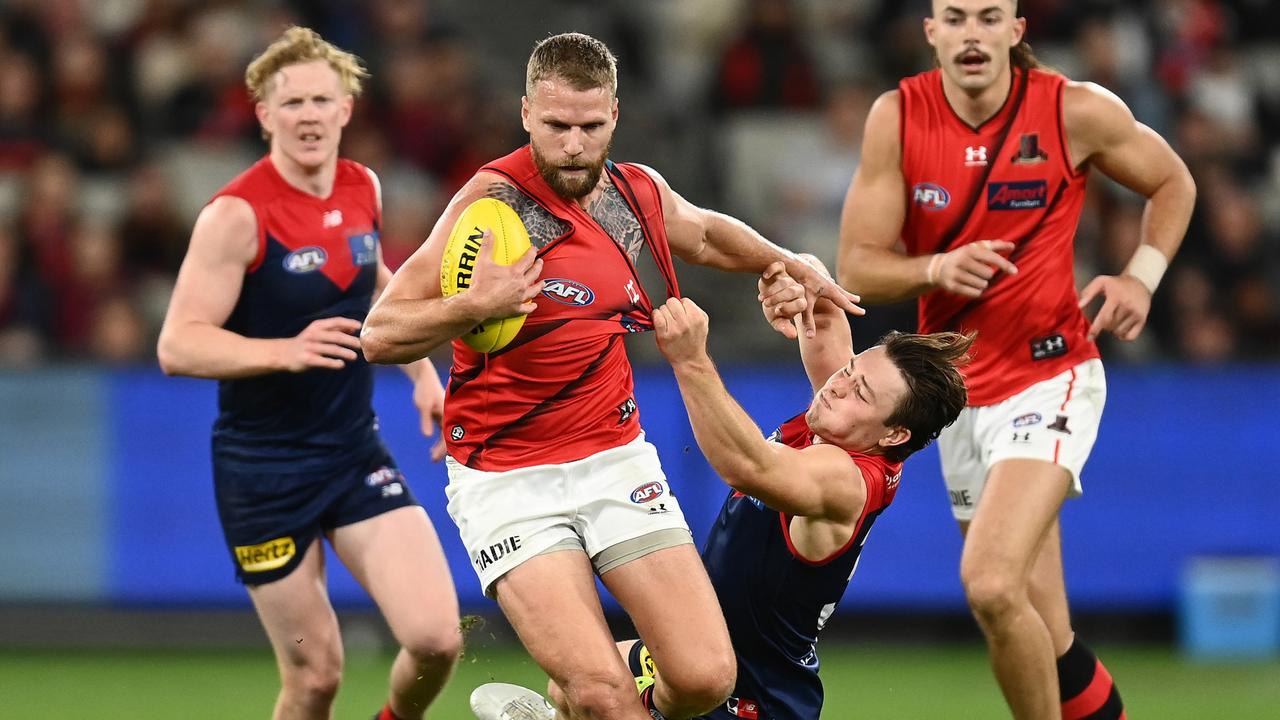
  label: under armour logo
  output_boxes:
[624,279,641,306]
[1031,334,1069,360]
[1013,432,1031,443]
[965,145,989,167]
[322,209,343,228]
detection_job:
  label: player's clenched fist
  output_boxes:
[653,297,710,366]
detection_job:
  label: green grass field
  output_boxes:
[2,641,1276,718]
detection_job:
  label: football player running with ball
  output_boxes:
[362,32,859,720]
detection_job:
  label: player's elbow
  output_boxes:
[835,247,865,291]
[155,329,185,376]
[359,330,395,365]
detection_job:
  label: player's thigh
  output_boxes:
[962,458,1071,582]
[945,360,1106,523]
[492,549,633,691]
[330,505,460,647]
[601,543,733,681]
[248,538,343,672]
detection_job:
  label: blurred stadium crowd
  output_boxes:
[1,0,1278,367]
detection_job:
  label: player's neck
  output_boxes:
[941,66,1013,128]
[571,175,611,210]
[269,149,338,199]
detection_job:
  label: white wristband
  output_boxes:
[1122,244,1168,295]
[926,253,944,286]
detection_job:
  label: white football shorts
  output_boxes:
[444,433,692,596]
[938,358,1106,521]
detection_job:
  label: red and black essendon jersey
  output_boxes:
[444,146,680,471]
[899,68,1098,406]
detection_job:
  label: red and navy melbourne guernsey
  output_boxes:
[700,413,902,720]
[210,156,382,471]
[444,146,680,471]
[900,68,1098,406]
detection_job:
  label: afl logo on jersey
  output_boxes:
[542,278,595,306]
[630,481,664,504]
[283,246,328,273]
[912,183,950,211]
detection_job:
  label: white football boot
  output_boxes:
[469,682,556,720]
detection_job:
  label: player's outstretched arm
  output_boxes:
[1066,82,1196,341]
[157,197,359,379]
[653,297,863,524]
[639,164,862,340]
[362,175,543,364]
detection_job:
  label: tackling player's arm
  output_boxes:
[758,260,853,391]
[157,196,363,378]
[638,164,863,340]
[837,91,1016,301]
[361,173,543,364]
[1065,81,1196,341]
[653,297,863,526]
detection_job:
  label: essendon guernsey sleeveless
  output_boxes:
[210,157,382,471]
[900,68,1098,406]
[445,146,680,471]
[701,413,902,720]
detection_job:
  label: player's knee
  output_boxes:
[401,623,462,670]
[282,660,343,706]
[961,564,1025,623]
[661,654,736,715]
[560,673,635,718]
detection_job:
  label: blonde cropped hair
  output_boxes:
[245,26,369,102]
[526,32,617,98]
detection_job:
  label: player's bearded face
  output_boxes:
[531,136,612,199]
[524,80,617,199]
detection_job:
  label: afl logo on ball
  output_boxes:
[283,246,327,273]
[630,481,664,504]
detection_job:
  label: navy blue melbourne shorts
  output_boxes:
[213,444,419,585]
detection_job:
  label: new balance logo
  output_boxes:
[322,209,343,228]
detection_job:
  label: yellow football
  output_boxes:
[440,198,534,353]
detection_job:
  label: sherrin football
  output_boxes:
[440,198,534,353]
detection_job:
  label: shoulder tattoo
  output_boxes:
[484,182,571,249]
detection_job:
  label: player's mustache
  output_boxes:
[955,48,991,63]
